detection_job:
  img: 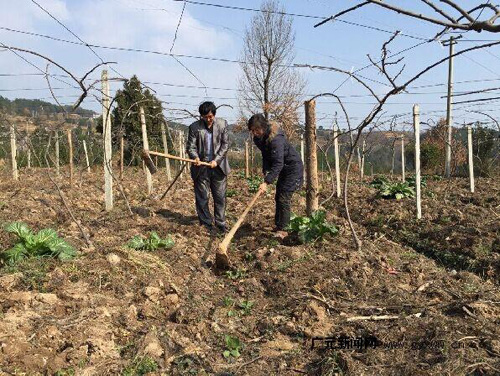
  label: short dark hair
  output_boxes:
[199,101,217,116]
[247,113,269,131]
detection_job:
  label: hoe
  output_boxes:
[142,149,264,269]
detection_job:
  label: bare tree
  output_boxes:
[238,0,305,140]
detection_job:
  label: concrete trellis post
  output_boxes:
[333,123,341,198]
[10,122,18,181]
[467,126,475,193]
[102,69,113,211]
[401,135,405,182]
[161,123,172,180]
[305,99,319,216]
[83,140,90,173]
[67,129,73,187]
[140,107,153,195]
[413,105,421,220]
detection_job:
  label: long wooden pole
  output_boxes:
[119,135,124,180]
[83,140,90,173]
[360,139,366,181]
[445,36,455,178]
[140,107,153,195]
[102,69,113,211]
[26,122,31,169]
[413,105,421,220]
[145,150,212,166]
[10,122,18,181]
[216,189,264,269]
[305,99,319,216]
[55,130,60,177]
[333,123,341,198]
[467,126,475,193]
[161,123,172,180]
[178,130,184,179]
[401,135,406,182]
[245,140,250,178]
[67,129,73,187]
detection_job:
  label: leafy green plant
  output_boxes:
[122,356,158,376]
[226,189,238,197]
[54,368,75,376]
[369,176,390,189]
[222,296,234,307]
[244,251,255,262]
[1,222,76,265]
[287,211,338,244]
[238,300,254,315]
[127,232,174,251]
[246,176,263,193]
[405,175,427,188]
[377,181,415,200]
[223,335,242,359]
[225,268,246,280]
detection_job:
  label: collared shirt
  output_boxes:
[205,125,214,161]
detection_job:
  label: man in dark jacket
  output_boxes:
[248,114,303,237]
[187,101,230,233]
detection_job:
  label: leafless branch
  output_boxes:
[315,0,500,33]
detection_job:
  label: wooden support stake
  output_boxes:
[467,126,475,193]
[161,123,172,180]
[305,99,319,216]
[360,139,366,181]
[119,135,124,180]
[333,123,341,198]
[140,107,153,195]
[401,135,405,182]
[55,130,60,177]
[26,122,31,169]
[67,129,73,187]
[250,142,254,177]
[102,69,113,211]
[9,122,18,180]
[245,139,250,178]
[414,105,421,220]
[300,133,306,181]
[83,140,90,173]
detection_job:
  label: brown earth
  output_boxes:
[0,167,499,376]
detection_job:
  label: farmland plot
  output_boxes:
[0,168,499,375]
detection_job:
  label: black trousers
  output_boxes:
[275,190,294,230]
[191,166,227,229]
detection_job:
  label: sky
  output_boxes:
[1,0,500,132]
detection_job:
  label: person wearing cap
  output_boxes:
[248,114,303,238]
[186,101,230,233]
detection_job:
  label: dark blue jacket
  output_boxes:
[253,123,303,192]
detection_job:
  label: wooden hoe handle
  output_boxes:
[216,188,264,269]
[145,149,212,167]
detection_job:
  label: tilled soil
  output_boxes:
[0,167,499,376]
